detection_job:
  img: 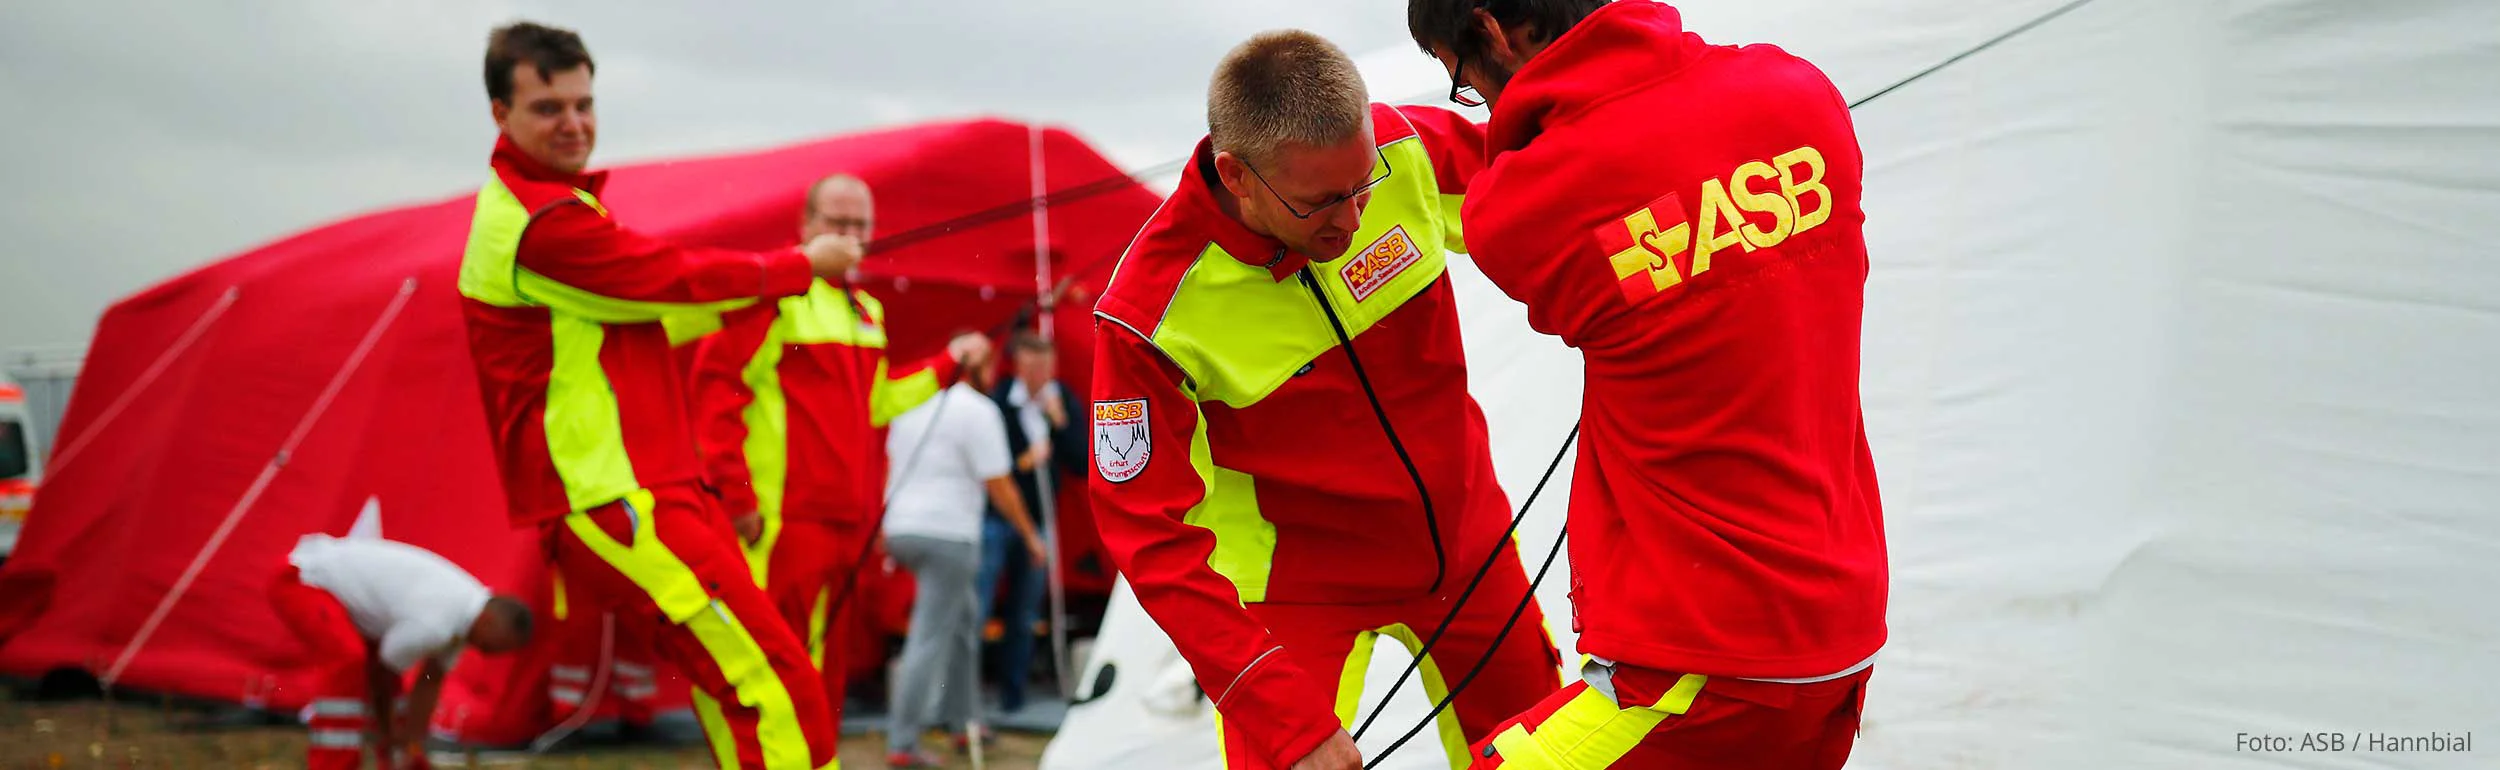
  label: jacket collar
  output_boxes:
[491,133,609,194]
[1176,137,1309,282]
[1486,1,1705,159]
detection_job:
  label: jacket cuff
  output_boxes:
[1215,650,1342,769]
[760,248,815,298]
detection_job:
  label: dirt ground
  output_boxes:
[0,697,1047,770]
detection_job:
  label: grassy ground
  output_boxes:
[0,697,1047,769]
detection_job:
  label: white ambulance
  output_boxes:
[0,375,40,558]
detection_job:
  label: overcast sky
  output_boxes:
[0,0,1461,353]
[0,0,2086,356]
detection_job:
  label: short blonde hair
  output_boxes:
[1208,30,1371,166]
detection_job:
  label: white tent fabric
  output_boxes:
[1048,1,2500,768]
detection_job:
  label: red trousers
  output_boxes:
[1468,661,1870,769]
[547,485,838,770]
[269,567,426,770]
[1223,539,1565,770]
[743,515,866,737]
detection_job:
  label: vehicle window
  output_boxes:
[0,420,27,480]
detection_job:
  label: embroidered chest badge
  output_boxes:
[1339,225,1425,303]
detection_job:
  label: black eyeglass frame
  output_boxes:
[1239,147,1395,220]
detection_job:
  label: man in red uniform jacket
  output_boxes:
[1091,30,1561,770]
[690,173,989,735]
[1407,1,1889,767]
[455,21,856,769]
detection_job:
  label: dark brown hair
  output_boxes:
[484,21,595,104]
[482,596,534,643]
[1408,0,1610,59]
[1010,331,1056,355]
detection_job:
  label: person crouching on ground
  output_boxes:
[270,533,533,770]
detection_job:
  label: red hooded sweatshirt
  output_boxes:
[1461,0,1888,678]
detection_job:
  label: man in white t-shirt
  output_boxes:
[879,344,1047,768]
[271,534,533,770]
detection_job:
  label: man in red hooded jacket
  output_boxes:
[1406,1,1889,767]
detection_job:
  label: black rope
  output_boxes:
[1298,266,1446,595]
[1349,423,1577,742]
[865,156,1191,256]
[1354,0,2106,763]
[1365,517,1570,769]
[1847,0,2097,110]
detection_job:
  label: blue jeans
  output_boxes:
[975,516,1048,711]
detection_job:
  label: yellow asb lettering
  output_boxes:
[1594,144,1833,305]
[1775,146,1831,233]
[1691,177,1749,276]
[1731,160,1795,251]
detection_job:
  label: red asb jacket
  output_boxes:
[1461,0,1890,679]
[691,281,956,525]
[1090,105,1517,766]
[459,135,815,525]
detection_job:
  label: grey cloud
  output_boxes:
[0,0,1419,351]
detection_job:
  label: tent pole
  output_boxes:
[45,285,239,478]
[101,278,418,691]
[1030,123,1077,702]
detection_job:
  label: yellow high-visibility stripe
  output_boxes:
[462,174,754,510]
[459,177,755,335]
[742,320,794,521]
[741,282,907,533]
[1438,193,1468,254]
[1213,706,1235,770]
[681,601,811,769]
[1180,390,1276,603]
[665,311,728,346]
[1139,135,1449,601]
[691,690,741,770]
[1487,673,1710,768]
[1375,623,1469,769]
[514,268,756,327]
[1149,136,1449,410]
[868,357,943,428]
[840,290,945,428]
[561,491,707,621]
[563,490,815,769]
[458,179,531,308]
[1334,630,1380,728]
[545,315,640,512]
[779,282,887,347]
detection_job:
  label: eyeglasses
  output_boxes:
[1449,51,1485,108]
[1241,147,1394,220]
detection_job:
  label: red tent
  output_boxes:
[0,119,1157,743]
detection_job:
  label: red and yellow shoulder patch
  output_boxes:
[1093,398,1152,482]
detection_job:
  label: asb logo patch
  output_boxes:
[1597,144,1834,303]
[1093,398,1152,483]
[1340,225,1424,302]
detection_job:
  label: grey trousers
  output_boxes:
[886,533,984,747]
